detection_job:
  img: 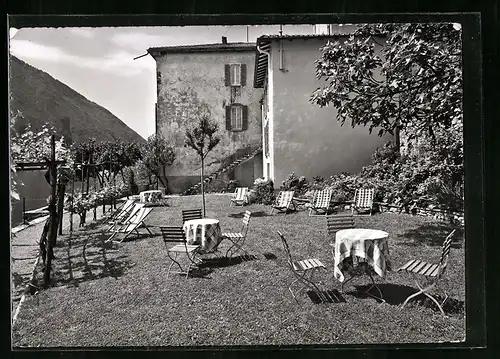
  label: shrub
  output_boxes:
[280,172,308,196]
[248,178,275,205]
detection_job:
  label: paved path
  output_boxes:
[11,203,119,318]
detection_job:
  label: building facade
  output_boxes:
[254,34,393,186]
[148,42,264,193]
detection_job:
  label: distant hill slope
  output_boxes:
[8,55,145,145]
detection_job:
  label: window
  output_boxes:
[225,104,248,131]
[225,64,247,87]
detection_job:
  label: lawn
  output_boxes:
[12,194,465,347]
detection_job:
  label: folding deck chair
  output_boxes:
[107,202,145,231]
[161,226,201,279]
[397,229,457,316]
[230,187,249,206]
[106,207,154,243]
[105,198,137,224]
[277,231,329,303]
[271,191,297,214]
[222,210,252,258]
[309,189,334,216]
[351,188,375,216]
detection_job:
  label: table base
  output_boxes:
[340,260,386,303]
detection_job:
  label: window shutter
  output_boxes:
[240,64,247,87]
[225,65,231,86]
[225,106,232,130]
[242,105,249,130]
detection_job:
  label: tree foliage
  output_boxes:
[140,134,176,192]
[310,22,463,141]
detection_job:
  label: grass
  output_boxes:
[12,194,465,347]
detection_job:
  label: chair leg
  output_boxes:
[401,280,439,311]
[363,272,385,303]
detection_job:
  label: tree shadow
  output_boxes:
[347,283,465,315]
[401,223,464,248]
[228,211,270,218]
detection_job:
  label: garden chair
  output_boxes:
[107,202,145,231]
[222,210,252,258]
[182,208,203,223]
[105,198,137,224]
[106,207,154,243]
[309,189,334,216]
[326,214,355,255]
[397,229,456,316]
[230,187,249,206]
[277,231,329,303]
[351,188,375,216]
[271,191,297,214]
[161,226,201,279]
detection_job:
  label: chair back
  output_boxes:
[438,229,456,276]
[241,210,252,236]
[326,214,355,237]
[130,207,153,225]
[276,191,294,207]
[354,188,375,208]
[313,189,333,208]
[277,231,294,265]
[121,199,136,212]
[121,203,145,223]
[182,209,203,223]
[160,226,186,243]
[235,187,248,201]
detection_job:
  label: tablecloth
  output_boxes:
[333,228,390,282]
[139,190,163,203]
[183,218,222,253]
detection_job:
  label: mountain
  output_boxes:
[8,55,145,145]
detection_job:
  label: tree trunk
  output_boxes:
[43,135,58,288]
[70,169,74,232]
[201,156,206,217]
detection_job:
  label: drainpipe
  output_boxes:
[279,25,284,71]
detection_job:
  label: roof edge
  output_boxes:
[148,43,256,56]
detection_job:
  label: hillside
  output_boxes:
[8,55,145,145]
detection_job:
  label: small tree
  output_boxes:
[184,113,220,217]
[141,134,176,193]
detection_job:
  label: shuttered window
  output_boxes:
[225,104,248,131]
[225,64,247,87]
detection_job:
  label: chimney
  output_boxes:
[222,36,227,44]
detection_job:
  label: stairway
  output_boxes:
[183,146,262,195]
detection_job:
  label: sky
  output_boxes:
[8,24,318,139]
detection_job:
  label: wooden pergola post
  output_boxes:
[43,135,58,288]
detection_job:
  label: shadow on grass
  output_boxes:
[401,223,464,248]
[262,252,278,260]
[307,289,347,304]
[347,283,465,315]
[228,211,271,218]
[198,254,259,269]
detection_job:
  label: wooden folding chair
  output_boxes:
[351,188,375,216]
[105,199,137,224]
[326,214,355,252]
[182,208,203,223]
[222,210,252,258]
[107,203,145,232]
[161,226,200,279]
[106,207,154,243]
[309,189,334,216]
[277,231,329,303]
[230,187,249,206]
[271,191,297,214]
[397,229,457,316]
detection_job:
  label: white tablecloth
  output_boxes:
[139,190,163,203]
[332,228,390,282]
[183,218,222,252]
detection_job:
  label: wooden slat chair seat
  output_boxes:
[161,226,200,279]
[277,231,329,303]
[230,187,249,206]
[271,191,297,214]
[182,209,203,223]
[397,229,456,316]
[309,189,334,216]
[352,188,375,216]
[222,210,252,258]
[106,207,154,243]
[107,203,145,232]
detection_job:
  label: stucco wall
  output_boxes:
[155,50,263,192]
[270,38,393,185]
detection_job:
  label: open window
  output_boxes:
[225,104,248,131]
